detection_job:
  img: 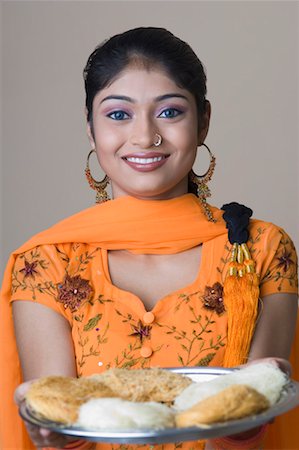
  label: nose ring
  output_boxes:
[153,133,162,147]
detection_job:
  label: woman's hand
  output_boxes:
[240,356,292,376]
[14,381,94,449]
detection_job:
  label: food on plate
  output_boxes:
[175,384,269,427]
[175,363,287,411]
[77,398,175,430]
[25,375,116,424]
[24,364,287,431]
[25,368,191,426]
[91,367,192,403]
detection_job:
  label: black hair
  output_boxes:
[83,27,207,124]
[83,27,208,197]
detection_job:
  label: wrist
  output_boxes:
[226,426,264,440]
[210,424,267,450]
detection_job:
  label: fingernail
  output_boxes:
[40,428,50,437]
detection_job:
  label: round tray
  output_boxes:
[19,367,299,444]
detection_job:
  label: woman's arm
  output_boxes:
[248,292,298,361]
[12,301,90,448]
[12,300,77,380]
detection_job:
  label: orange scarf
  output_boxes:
[1,194,298,449]
[0,194,227,449]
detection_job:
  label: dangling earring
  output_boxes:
[189,143,216,222]
[85,150,110,203]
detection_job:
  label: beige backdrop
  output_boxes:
[1,0,298,280]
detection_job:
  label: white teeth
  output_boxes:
[126,156,164,164]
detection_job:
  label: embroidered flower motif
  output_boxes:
[19,260,39,279]
[57,274,93,312]
[129,320,151,343]
[202,282,225,315]
[276,249,295,273]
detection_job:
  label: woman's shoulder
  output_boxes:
[12,242,103,292]
[11,242,103,312]
[216,205,297,293]
[247,219,298,295]
[15,242,94,259]
[248,218,295,253]
[214,203,294,253]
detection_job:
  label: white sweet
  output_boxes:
[174,363,287,411]
[77,397,175,430]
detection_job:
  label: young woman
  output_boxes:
[0,27,298,450]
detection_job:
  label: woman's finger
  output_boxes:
[39,428,51,437]
[271,358,292,376]
[25,422,73,448]
[14,380,36,405]
[241,357,292,376]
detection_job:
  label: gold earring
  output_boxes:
[189,143,216,222]
[85,150,110,203]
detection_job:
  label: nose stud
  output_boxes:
[153,133,162,147]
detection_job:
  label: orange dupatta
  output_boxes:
[0,195,226,449]
[0,194,298,449]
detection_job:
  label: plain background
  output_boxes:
[1,0,298,281]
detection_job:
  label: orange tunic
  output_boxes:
[10,220,298,450]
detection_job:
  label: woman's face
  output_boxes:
[87,66,210,200]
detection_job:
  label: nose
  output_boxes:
[130,114,157,149]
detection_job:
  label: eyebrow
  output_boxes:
[100,93,189,104]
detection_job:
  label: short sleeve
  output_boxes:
[258,226,298,297]
[10,243,98,324]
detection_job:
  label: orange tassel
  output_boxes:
[222,244,260,367]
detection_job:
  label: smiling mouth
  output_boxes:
[121,153,170,172]
[124,156,167,164]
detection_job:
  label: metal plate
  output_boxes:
[19,367,299,444]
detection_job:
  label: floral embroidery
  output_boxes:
[112,340,163,370]
[57,274,93,312]
[261,230,298,291]
[109,310,162,369]
[129,320,151,342]
[19,260,39,279]
[74,311,110,376]
[276,248,295,273]
[174,291,199,312]
[202,282,225,315]
[12,249,52,300]
[10,224,298,410]
[156,296,226,366]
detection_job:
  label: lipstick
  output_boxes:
[122,152,170,172]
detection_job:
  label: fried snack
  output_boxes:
[175,384,269,427]
[90,368,192,404]
[25,376,116,424]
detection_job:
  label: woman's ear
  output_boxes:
[198,100,211,145]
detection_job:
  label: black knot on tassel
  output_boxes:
[221,202,253,244]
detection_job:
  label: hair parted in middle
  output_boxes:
[83,27,208,125]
